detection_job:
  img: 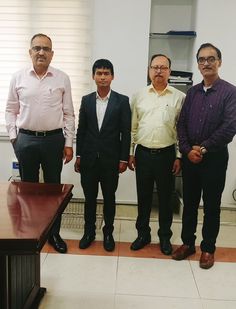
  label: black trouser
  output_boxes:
[13,131,65,236]
[80,157,119,236]
[135,145,175,240]
[181,148,228,253]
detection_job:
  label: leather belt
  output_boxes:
[19,128,62,137]
[138,144,175,154]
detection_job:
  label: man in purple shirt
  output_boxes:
[172,43,236,269]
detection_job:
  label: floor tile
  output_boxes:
[119,220,139,243]
[115,295,203,309]
[212,247,236,262]
[42,239,236,262]
[202,299,236,309]
[60,227,83,240]
[60,218,121,242]
[41,254,118,294]
[60,215,236,249]
[191,261,236,300]
[40,291,114,309]
[217,224,236,247]
[116,257,199,298]
[40,253,47,266]
[39,217,236,309]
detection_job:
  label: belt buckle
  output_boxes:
[150,149,157,155]
[35,131,46,137]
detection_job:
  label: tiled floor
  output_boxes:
[39,215,236,309]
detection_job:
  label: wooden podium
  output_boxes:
[0,181,73,309]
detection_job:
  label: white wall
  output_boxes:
[1,0,236,206]
[0,0,151,203]
[87,0,151,203]
[190,0,236,206]
[192,0,236,85]
[91,0,151,95]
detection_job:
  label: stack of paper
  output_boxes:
[169,70,193,85]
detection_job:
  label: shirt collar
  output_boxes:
[148,83,172,95]
[28,65,54,77]
[96,89,111,101]
[199,77,221,92]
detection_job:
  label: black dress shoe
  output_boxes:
[48,234,67,254]
[130,235,151,251]
[160,239,172,255]
[103,234,115,252]
[79,234,95,249]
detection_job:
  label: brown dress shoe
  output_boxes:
[172,244,196,260]
[199,252,214,269]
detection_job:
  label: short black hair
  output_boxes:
[92,59,114,75]
[196,43,222,61]
[30,33,52,46]
[150,54,171,68]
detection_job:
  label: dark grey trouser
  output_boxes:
[13,131,65,235]
[135,145,175,240]
[181,148,228,253]
[80,157,119,236]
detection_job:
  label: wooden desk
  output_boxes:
[0,181,73,309]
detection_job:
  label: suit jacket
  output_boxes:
[76,90,131,168]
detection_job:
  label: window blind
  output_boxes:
[0,0,92,133]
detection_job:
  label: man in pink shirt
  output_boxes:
[5,33,75,253]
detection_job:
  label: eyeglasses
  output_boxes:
[31,46,52,52]
[197,56,219,65]
[150,65,169,72]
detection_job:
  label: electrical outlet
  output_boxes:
[12,158,20,181]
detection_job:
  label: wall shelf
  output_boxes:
[150,31,196,39]
[149,0,196,91]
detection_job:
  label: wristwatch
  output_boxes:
[200,146,207,155]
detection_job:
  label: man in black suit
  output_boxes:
[74,59,131,251]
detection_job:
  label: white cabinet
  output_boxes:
[149,0,197,90]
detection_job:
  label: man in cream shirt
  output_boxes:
[129,54,185,255]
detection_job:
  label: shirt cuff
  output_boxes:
[64,138,73,148]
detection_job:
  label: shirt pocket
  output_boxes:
[161,105,177,125]
[44,87,64,106]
